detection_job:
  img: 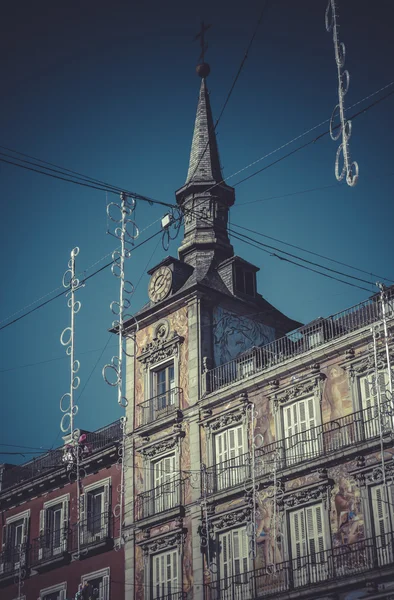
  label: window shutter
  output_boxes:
[372,485,391,541]
[102,574,110,600]
[290,508,307,562]
[172,550,178,592]
[232,528,248,577]
[216,430,228,465]
[59,589,66,600]
[38,510,46,559]
[80,492,86,544]
[104,484,110,535]
[0,525,7,574]
[62,499,69,552]
[220,530,232,581]
[306,505,325,560]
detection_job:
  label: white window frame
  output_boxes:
[359,371,389,439]
[151,548,179,600]
[39,582,67,600]
[150,452,178,514]
[281,395,321,465]
[289,503,328,586]
[39,494,69,559]
[80,478,110,544]
[81,567,110,600]
[0,509,30,573]
[370,483,394,566]
[218,526,250,599]
[214,424,247,491]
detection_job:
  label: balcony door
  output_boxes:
[290,503,328,587]
[152,549,178,600]
[283,397,321,466]
[219,527,250,600]
[153,363,175,414]
[371,484,394,566]
[153,455,176,513]
[87,487,105,540]
[215,425,246,491]
[360,372,389,439]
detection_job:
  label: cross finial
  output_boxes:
[194,21,211,64]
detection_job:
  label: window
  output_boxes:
[289,504,327,586]
[0,511,29,574]
[215,425,247,491]
[371,484,394,566]
[152,362,175,412]
[39,582,67,600]
[81,568,110,600]
[80,481,110,545]
[235,266,255,296]
[219,528,250,599]
[359,372,389,439]
[282,397,321,466]
[153,454,177,513]
[39,496,69,560]
[152,549,178,600]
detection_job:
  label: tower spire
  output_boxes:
[175,59,235,269]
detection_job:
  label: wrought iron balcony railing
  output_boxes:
[0,547,26,578]
[205,295,390,394]
[206,405,390,496]
[138,388,182,426]
[206,452,251,494]
[1,420,122,492]
[70,511,112,550]
[205,532,394,599]
[135,478,183,521]
[29,527,68,566]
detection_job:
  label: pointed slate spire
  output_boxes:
[185,74,222,184]
[175,63,235,269]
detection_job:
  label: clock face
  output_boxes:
[148,266,173,303]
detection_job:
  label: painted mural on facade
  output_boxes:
[212,306,275,366]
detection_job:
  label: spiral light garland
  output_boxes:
[103,192,139,549]
[325,0,359,186]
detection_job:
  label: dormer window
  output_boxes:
[235,266,255,296]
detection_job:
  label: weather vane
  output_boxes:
[194,20,211,64]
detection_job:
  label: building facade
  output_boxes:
[122,62,394,600]
[0,421,124,600]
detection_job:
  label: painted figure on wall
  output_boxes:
[330,469,364,547]
[213,307,275,366]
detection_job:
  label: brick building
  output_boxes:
[122,62,394,600]
[0,421,124,599]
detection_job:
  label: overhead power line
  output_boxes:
[231,223,394,285]
[0,229,162,333]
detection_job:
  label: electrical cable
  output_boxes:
[0,229,162,333]
[231,223,394,284]
[229,225,380,287]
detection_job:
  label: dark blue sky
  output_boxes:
[1,0,393,463]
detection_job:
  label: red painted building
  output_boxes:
[0,420,124,600]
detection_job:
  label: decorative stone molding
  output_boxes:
[274,374,324,406]
[353,462,394,488]
[139,529,186,556]
[346,348,394,380]
[137,322,184,368]
[210,507,250,531]
[137,432,184,458]
[201,405,248,438]
[280,481,333,510]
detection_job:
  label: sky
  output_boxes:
[0,0,393,464]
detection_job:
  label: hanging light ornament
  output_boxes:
[326,0,359,186]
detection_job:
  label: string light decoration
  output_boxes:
[59,247,86,559]
[103,192,139,549]
[14,542,26,600]
[245,403,258,562]
[325,0,359,186]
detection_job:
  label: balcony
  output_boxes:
[0,547,26,579]
[70,511,113,552]
[138,388,182,427]
[254,404,391,474]
[206,453,251,494]
[135,479,183,521]
[206,406,389,496]
[205,532,394,599]
[205,295,390,394]
[1,420,121,492]
[29,527,68,569]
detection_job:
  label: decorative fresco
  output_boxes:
[212,306,275,366]
[329,463,364,545]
